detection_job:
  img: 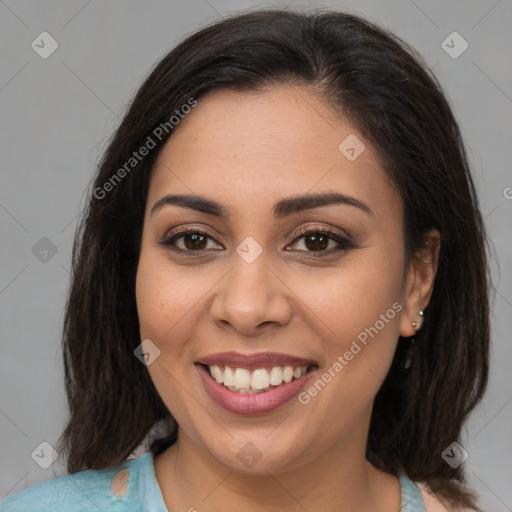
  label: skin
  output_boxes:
[135,84,440,512]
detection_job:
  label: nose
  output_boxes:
[210,254,293,336]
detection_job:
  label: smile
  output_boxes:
[207,364,309,393]
[195,352,319,414]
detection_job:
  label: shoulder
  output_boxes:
[0,456,146,512]
[417,482,474,512]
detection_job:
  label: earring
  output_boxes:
[411,310,424,331]
[404,310,423,370]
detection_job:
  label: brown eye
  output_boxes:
[160,227,353,257]
[160,229,223,253]
[183,233,208,250]
[303,233,330,251]
[287,228,354,256]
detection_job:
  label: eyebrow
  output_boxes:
[150,191,372,219]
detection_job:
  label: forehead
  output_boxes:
[147,85,401,225]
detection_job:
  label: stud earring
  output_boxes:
[405,310,424,369]
[411,310,424,331]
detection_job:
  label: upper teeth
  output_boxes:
[208,365,308,392]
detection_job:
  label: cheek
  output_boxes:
[292,247,404,405]
[135,248,207,344]
[135,251,201,425]
[294,245,404,338]
[135,252,198,401]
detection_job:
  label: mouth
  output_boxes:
[200,363,315,393]
[195,352,319,414]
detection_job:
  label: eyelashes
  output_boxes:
[158,225,355,258]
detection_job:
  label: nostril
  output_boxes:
[110,468,129,497]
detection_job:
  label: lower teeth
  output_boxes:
[227,386,268,394]
[225,380,294,394]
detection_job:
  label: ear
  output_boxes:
[399,228,441,338]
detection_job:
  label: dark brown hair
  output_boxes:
[58,9,490,510]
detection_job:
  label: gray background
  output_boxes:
[1,0,511,510]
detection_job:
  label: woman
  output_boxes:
[1,8,490,512]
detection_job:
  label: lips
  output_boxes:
[195,352,318,415]
[196,351,317,370]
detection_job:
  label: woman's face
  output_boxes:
[136,84,430,474]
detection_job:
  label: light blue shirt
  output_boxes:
[1,451,426,511]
